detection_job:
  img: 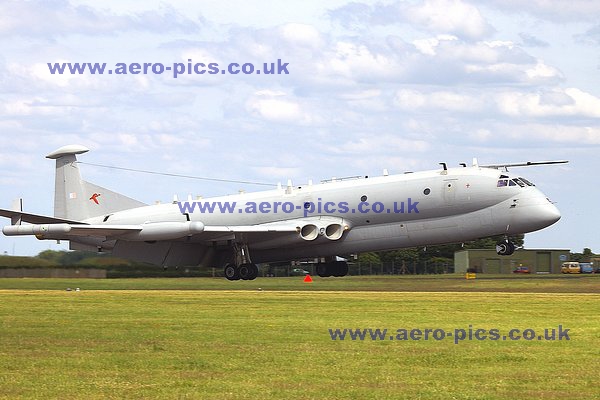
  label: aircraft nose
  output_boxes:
[508,193,562,234]
[540,201,561,226]
[526,197,561,231]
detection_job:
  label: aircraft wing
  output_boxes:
[203,224,299,233]
[1,217,341,242]
[108,218,347,267]
[2,223,140,237]
[480,160,569,169]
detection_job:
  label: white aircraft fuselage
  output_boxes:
[1,145,563,279]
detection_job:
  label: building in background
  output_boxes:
[454,249,570,274]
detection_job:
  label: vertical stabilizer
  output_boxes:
[46,145,147,221]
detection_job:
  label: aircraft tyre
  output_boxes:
[334,261,349,277]
[224,264,240,281]
[239,263,259,280]
[496,240,516,256]
[316,263,331,278]
[248,263,259,280]
[317,261,349,277]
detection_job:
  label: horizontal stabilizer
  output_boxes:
[0,209,81,225]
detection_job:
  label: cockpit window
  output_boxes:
[512,178,525,187]
[519,177,535,186]
[497,176,531,188]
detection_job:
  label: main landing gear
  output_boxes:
[224,242,259,281]
[224,263,258,281]
[316,260,349,277]
[496,239,516,256]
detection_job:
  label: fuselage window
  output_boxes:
[509,180,516,186]
[497,179,508,187]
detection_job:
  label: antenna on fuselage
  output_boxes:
[472,158,479,167]
[439,163,447,175]
[459,163,467,167]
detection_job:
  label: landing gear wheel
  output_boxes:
[506,241,515,255]
[496,240,516,256]
[316,263,331,278]
[239,263,259,280]
[247,264,259,280]
[333,261,349,277]
[224,264,240,281]
[239,263,250,280]
[316,261,348,277]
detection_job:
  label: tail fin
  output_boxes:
[46,145,147,221]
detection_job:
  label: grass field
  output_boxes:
[0,276,598,399]
[0,274,598,292]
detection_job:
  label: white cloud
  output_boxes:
[392,86,600,122]
[2,97,76,117]
[519,33,549,48]
[279,23,322,48]
[413,35,458,55]
[469,128,493,142]
[478,0,600,22]
[252,166,302,179]
[394,89,427,109]
[496,88,600,118]
[525,61,563,84]
[329,0,494,40]
[503,124,600,145]
[332,135,431,155]
[246,91,313,124]
[404,0,494,40]
[394,88,486,114]
[463,58,562,85]
[0,0,200,36]
[320,41,398,82]
[17,61,94,89]
[156,134,186,147]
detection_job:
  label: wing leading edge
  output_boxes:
[480,160,569,169]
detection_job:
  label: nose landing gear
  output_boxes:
[496,239,516,256]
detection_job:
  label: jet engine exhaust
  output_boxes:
[325,223,344,240]
[300,224,319,241]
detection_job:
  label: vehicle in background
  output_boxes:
[290,268,310,276]
[579,262,594,274]
[513,266,531,274]
[561,262,581,274]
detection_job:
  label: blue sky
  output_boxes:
[1,0,599,256]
